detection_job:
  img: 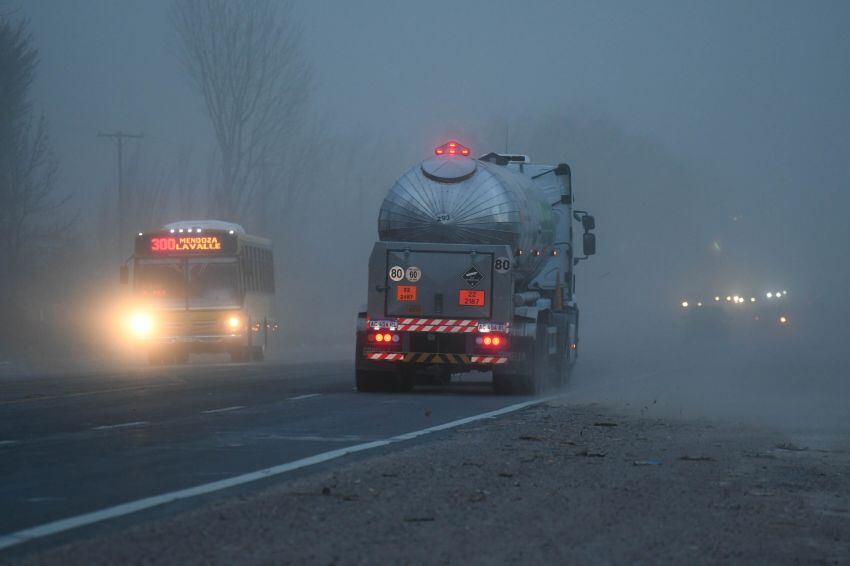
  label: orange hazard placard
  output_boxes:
[396,285,417,302]
[459,290,485,306]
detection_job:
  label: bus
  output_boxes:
[121,220,276,364]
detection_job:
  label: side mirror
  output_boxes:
[119,265,129,285]
[582,215,596,231]
[582,232,596,256]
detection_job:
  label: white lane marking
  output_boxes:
[0,395,555,551]
[201,406,245,414]
[287,393,321,401]
[91,421,148,431]
[0,441,18,447]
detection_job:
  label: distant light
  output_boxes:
[170,229,175,233]
[715,296,720,301]
[179,228,184,233]
[726,296,732,302]
[733,295,741,303]
[779,316,788,324]
[138,232,143,236]
[782,290,787,295]
[766,292,773,298]
[681,301,689,308]
[750,297,756,302]
[196,228,202,233]
[697,302,703,307]
[229,230,235,234]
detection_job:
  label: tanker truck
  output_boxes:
[355,141,596,394]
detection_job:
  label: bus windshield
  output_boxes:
[134,258,240,308]
[187,259,240,308]
[135,259,185,308]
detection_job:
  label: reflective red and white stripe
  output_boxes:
[366,352,404,361]
[395,318,479,333]
[470,356,508,364]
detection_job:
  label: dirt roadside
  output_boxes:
[7,401,849,565]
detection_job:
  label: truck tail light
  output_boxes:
[476,334,507,349]
[368,332,400,344]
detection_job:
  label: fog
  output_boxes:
[3,1,849,432]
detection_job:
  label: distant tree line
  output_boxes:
[0,15,70,360]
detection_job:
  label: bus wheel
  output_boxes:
[250,345,265,362]
[174,349,189,364]
[147,350,163,366]
[229,347,248,363]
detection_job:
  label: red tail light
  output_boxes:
[476,334,507,349]
[368,332,400,345]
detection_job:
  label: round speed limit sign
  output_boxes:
[405,266,421,282]
[494,257,511,273]
[388,265,405,282]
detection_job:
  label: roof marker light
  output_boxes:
[434,140,471,157]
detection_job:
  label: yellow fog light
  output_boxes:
[129,312,153,338]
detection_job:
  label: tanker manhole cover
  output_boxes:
[462,265,484,288]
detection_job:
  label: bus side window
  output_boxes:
[268,250,275,293]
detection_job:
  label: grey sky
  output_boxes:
[19,0,850,300]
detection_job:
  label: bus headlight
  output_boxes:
[128,312,153,338]
[227,315,241,330]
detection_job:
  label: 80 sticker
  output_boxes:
[494,257,511,273]
[388,266,405,282]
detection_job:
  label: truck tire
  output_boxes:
[494,319,550,395]
[356,369,398,392]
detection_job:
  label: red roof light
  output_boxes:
[434,140,471,157]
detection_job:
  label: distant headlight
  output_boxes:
[128,312,153,338]
[779,315,788,325]
[681,301,689,308]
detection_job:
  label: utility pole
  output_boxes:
[98,130,143,261]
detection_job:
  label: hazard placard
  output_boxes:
[396,285,417,301]
[459,290,485,306]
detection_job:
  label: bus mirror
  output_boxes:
[582,232,596,256]
[119,265,129,285]
[582,215,596,231]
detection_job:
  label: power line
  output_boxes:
[97,130,144,261]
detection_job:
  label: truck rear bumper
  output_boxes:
[364,351,510,364]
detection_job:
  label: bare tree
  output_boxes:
[0,16,69,357]
[171,0,311,225]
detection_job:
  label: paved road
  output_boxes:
[0,361,534,541]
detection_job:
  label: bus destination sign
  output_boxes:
[135,231,237,256]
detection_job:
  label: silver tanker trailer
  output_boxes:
[355,140,596,393]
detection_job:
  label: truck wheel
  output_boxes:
[356,369,396,392]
